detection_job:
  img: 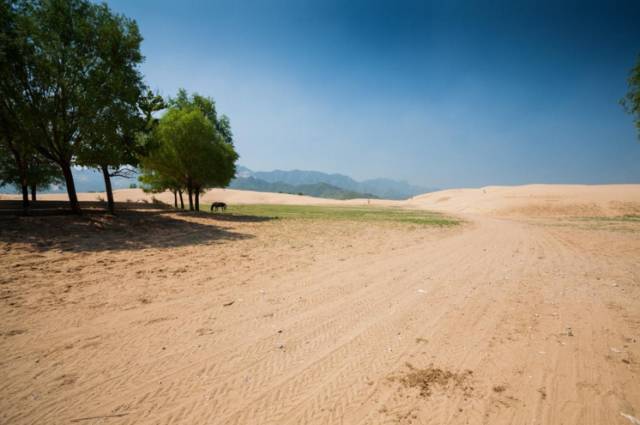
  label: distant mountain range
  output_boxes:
[1,166,435,200]
[231,166,434,200]
[228,176,379,200]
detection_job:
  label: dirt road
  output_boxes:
[1,209,639,424]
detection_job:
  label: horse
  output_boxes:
[210,202,227,212]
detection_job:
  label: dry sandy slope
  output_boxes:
[1,184,639,425]
[407,184,640,217]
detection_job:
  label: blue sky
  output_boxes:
[107,0,640,188]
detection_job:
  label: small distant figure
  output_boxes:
[210,202,227,212]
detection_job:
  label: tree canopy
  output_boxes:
[621,54,640,140]
[0,0,145,213]
[140,93,238,210]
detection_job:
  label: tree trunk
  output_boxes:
[179,190,184,209]
[101,164,115,214]
[173,190,177,208]
[30,184,36,201]
[187,179,194,211]
[21,183,29,214]
[60,162,81,214]
[194,188,200,211]
[8,144,28,214]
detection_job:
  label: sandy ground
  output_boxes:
[1,185,640,425]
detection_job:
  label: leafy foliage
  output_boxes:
[168,89,234,146]
[140,90,238,210]
[0,0,145,212]
[621,54,640,139]
[139,90,167,132]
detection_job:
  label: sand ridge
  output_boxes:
[407,184,640,217]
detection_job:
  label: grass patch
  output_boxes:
[572,215,640,233]
[576,215,640,223]
[202,203,459,226]
[531,215,640,233]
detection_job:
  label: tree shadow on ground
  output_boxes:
[0,200,274,222]
[0,200,179,215]
[0,205,266,253]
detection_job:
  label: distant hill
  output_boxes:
[1,165,435,201]
[229,176,378,200]
[237,166,433,200]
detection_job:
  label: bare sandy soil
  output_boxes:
[1,185,640,425]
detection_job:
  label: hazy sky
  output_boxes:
[107,0,640,188]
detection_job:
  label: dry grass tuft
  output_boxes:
[389,362,473,398]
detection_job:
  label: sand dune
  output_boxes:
[408,184,640,217]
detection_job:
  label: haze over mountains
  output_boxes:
[230,167,433,200]
[1,166,433,200]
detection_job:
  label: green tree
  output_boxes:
[0,143,61,204]
[141,105,238,211]
[165,90,237,210]
[0,0,144,213]
[0,0,34,212]
[621,54,640,139]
